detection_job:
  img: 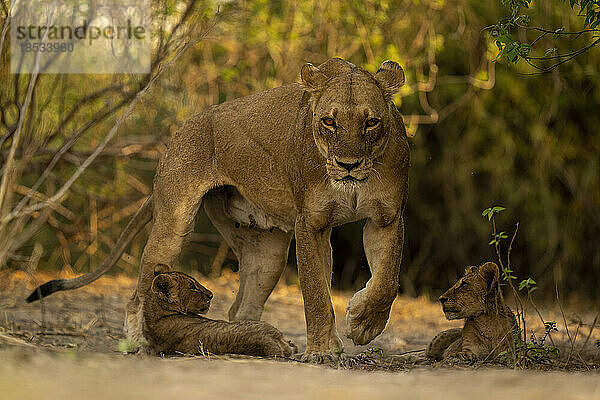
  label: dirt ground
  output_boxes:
[1,269,599,400]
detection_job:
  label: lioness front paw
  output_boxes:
[346,289,392,345]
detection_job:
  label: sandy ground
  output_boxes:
[1,269,599,400]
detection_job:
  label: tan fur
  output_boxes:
[143,265,295,357]
[28,57,409,360]
[426,262,517,361]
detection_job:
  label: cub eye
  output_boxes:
[321,117,336,127]
[458,280,468,289]
[366,118,380,127]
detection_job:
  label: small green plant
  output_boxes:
[118,339,140,354]
[518,277,537,294]
[525,322,560,364]
[482,205,559,367]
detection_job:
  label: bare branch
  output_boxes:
[0,11,221,225]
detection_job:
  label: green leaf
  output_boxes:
[118,339,140,354]
[518,277,537,291]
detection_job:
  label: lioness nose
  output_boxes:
[335,158,362,172]
[439,296,448,304]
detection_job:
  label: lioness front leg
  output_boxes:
[346,214,404,345]
[295,216,343,361]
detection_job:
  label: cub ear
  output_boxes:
[151,274,175,302]
[300,63,329,92]
[464,265,478,275]
[479,262,500,291]
[154,263,171,276]
[374,60,405,98]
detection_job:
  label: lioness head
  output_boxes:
[150,264,213,315]
[438,262,501,320]
[300,58,405,189]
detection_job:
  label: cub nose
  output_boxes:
[335,158,362,172]
[439,296,448,305]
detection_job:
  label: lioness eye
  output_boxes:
[458,281,468,289]
[366,118,380,127]
[321,117,335,127]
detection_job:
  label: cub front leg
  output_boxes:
[294,216,343,361]
[346,214,404,345]
[427,328,462,361]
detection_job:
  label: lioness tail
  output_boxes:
[26,195,153,303]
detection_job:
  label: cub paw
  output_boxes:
[445,351,477,365]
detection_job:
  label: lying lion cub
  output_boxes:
[426,262,517,361]
[143,265,296,357]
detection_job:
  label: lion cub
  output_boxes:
[426,262,517,361]
[143,265,296,357]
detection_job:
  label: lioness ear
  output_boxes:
[153,264,171,276]
[151,274,175,302]
[300,63,329,92]
[479,262,500,291]
[374,60,405,98]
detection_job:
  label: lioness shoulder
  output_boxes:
[143,265,296,357]
[427,262,517,362]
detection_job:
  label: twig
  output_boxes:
[506,223,519,274]
[390,348,425,357]
[566,322,581,365]
[527,292,555,347]
[0,1,57,214]
[0,11,221,225]
[555,282,575,366]
[0,0,15,63]
[475,322,517,369]
[576,313,598,356]
[35,331,86,337]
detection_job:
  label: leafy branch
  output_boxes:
[487,0,600,71]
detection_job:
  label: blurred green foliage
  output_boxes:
[1,0,598,300]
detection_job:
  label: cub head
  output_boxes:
[150,264,213,315]
[300,57,405,189]
[438,262,501,320]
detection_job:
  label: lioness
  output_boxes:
[28,57,409,361]
[426,262,517,361]
[144,265,295,357]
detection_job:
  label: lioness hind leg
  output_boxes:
[204,193,293,321]
[426,328,462,361]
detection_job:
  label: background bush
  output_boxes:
[1,0,598,300]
